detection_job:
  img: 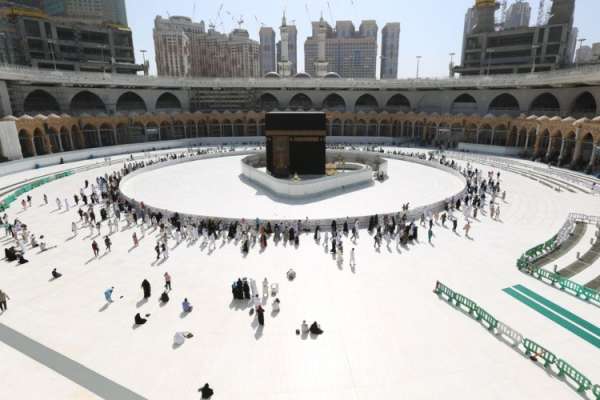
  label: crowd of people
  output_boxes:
[0,145,512,399]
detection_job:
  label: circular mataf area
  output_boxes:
[119,154,466,220]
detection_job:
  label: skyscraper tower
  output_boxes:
[472,0,498,33]
[278,13,293,77]
[313,15,329,77]
[259,27,276,75]
[548,0,575,25]
[505,1,531,29]
[380,22,400,79]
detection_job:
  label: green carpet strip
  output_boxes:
[512,284,600,338]
[503,287,600,349]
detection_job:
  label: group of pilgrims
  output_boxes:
[2,148,508,272]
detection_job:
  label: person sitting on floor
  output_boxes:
[182,298,193,313]
[134,313,147,325]
[309,321,324,335]
[301,320,309,335]
[160,291,169,304]
[198,383,214,399]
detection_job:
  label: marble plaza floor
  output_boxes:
[0,147,599,400]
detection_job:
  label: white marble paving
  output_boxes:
[0,147,599,400]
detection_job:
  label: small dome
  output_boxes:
[264,72,281,79]
[323,72,341,79]
[294,72,312,79]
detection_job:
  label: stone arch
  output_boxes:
[577,132,595,168]
[530,93,560,115]
[233,119,244,136]
[19,130,34,157]
[144,122,159,142]
[517,127,528,147]
[343,119,354,136]
[222,119,233,136]
[507,126,519,147]
[247,119,257,136]
[560,131,577,165]
[367,119,378,136]
[478,124,493,145]
[160,120,173,140]
[70,91,106,115]
[82,124,99,148]
[209,119,221,137]
[155,92,182,112]
[536,129,550,157]
[488,93,520,115]
[116,92,147,113]
[322,93,346,111]
[330,119,342,136]
[172,120,185,139]
[571,92,597,118]
[45,127,61,153]
[197,120,207,137]
[60,127,72,151]
[385,94,410,112]
[289,93,313,111]
[493,124,508,146]
[24,90,60,115]
[356,119,367,136]
[464,124,477,143]
[185,120,198,138]
[71,125,83,149]
[355,94,379,112]
[33,128,47,155]
[99,123,115,146]
[547,130,562,161]
[451,93,478,114]
[258,93,279,111]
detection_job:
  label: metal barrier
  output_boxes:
[434,282,598,397]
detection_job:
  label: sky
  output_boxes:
[126,0,600,78]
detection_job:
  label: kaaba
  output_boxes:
[265,112,326,178]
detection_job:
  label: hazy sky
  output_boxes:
[126,0,599,78]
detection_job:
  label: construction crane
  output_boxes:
[537,0,546,26]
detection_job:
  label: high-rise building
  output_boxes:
[380,22,400,79]
[456,0,576,75]
[0,4,141,73]
[154,16,191,77]
[259,26,276,75]
[43,0,127,25]
[304,19,378,78]
[504,1,530,29]
[153,15,260,78]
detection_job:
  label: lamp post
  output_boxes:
[576,38,586,66]
[449,52,455,77]
[416,56,422,79]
